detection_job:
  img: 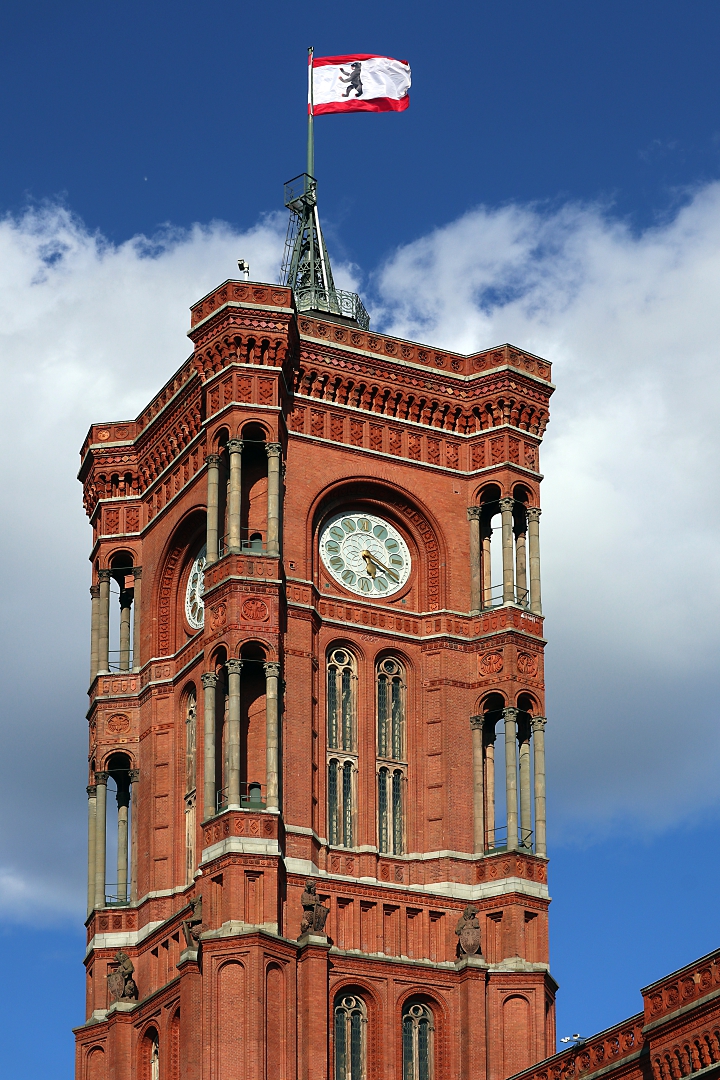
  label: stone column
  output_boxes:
[119,587,132,671]
[87,784,97,915]
[132,568,142,671]
[227,439,243,554]
[532,717,547,857]
[98,570,111,673]
[503,707,519,851]
[94,772,108,910]
[89,584,100,683]
[519,734,532,848]
[205,453,221,565]
[226,660,243,808]
[481,515,493,609]
[515,509,528,608]
[467,508,482,614]
[499,497,515,604]
[484,729,496,849]
[265,662,281,810]
[266,443,282,558]
[116,771,131,904]
[202,672,218,821]
[527,507,542,615]
[470,715,485,854]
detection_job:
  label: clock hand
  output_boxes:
[361,552,377,578]
[360,549,400,583]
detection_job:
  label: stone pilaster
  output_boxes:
[226,660,243,808]
[202,672,218,820]
[499,497,515,604]
[265,661,281,810]
[206,453,221,565]
[532,716,547,856]
[467,507,482,614]
[470,715,485,853]
[527,507,542,615]
[227,439,243,554]
[503,707,519,850]
[266,443,282,558]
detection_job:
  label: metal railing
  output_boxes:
[216,781,265,813]
[480,583,530,610]
[106,650,136,673]
[218,530,267,558]
[104,885,131,908]
[484,826,534,854]
[294,286,370,330]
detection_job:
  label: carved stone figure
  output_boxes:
[107,950,139,1002]
[300,878,329,935]
[182,894,203,948]
[455,904,482,956]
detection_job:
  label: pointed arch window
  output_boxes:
[402,1002,434,1080]
[334,993,367,1080]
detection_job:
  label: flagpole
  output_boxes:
[307,46,314,179]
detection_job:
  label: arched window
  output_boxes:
[377,657,405,760]
[377,657,406,854]
[328,648,356,751]
[402,1002,434,1080]
[334,993,367,1080]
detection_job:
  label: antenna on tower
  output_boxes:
[279,46,369,329]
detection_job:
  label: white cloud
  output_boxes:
[2,186,720,920]
[373,186,720,839]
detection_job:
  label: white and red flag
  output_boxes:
[311,54,411,115]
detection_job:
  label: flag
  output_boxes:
[311,54,411,115]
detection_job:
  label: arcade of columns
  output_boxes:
[86,443,547,909]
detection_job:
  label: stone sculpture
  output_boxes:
[107,950,139,1002]
[455,904,482,956]
[300,878,329,935]
[182,894,203,948]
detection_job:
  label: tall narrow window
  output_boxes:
[335,993,367,1080]
[402,1003,434,1080]
[184,689,197,884]
[377,658,404,760]
[328,649,356,751]
[377,657,407,854]
[328,648,358,847]
[328,758,355,848]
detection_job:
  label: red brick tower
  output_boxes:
[75,261,555,1079]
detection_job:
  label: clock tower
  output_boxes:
[75,190,555,1080]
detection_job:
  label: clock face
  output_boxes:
[185,545,206,629]
[320,512,411,598]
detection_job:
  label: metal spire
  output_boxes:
[280,48,369,329]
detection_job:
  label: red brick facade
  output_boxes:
[75,279,557,1079]
[511,950,720,1080]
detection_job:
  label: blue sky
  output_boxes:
[3,3,720,1077]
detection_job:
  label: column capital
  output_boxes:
[206,453,222,468]
[264,661,281,678]
[467,506,482,522]
[128,769,140,783]
[499,496,515,513]
[226,658,243,675]
[527,506,541,522]
[469,714,483,730]
[201,671,218,689]
[227,438,243,454]
[87,785,97,797]
[98,569,111,583]
[132,567,142,581]
[531,716,547,733]
[265,442,282,459]
[90,584,100,598]
[94,771,109,785]
[503,706,519,723]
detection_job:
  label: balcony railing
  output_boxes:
[103,885,131,908]
[480,583,530,610]
[294,286,370,330]
[484,826,534,854]
[216,782,265,813]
